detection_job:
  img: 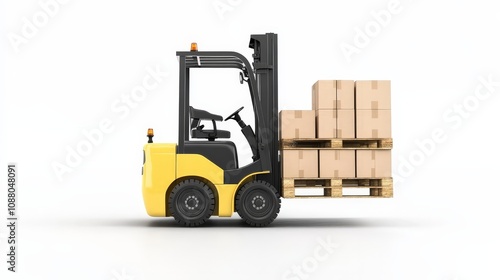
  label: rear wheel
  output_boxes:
[235,180,281,227]
[168,179,215,227]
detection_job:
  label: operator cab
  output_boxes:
[173,38,276,185]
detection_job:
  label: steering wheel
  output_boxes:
[224,106,244,121]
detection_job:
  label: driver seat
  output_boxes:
[190,106,231,141]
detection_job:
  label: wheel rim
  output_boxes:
[243,188,273,219]
[175,187,207,219]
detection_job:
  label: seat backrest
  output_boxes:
[189,106,223,121]
[190,106,202,130]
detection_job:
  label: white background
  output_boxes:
[1,0,500,279]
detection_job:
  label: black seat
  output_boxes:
[191,129,231,139]
[190,106,230,141]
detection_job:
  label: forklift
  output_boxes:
[142,33,282,226]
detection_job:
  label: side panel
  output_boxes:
[176,154,224,185]
[216,184,238,217]
[142,143,177,217]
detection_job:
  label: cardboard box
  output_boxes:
[356,150,392,177]
[282,150,318,178]
[337,109,355,138]
[356,109,391,138]
[336,80,354,110]
[312,80,354,110]
[355,80,391,110]
[316,110,336,138]
[312,80,336,110]
[319,150,355,177]
[280,110,315,139]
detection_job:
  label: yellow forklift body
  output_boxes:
[142,143,269,217]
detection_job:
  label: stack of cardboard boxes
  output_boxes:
[280,80,392,198]
[280,110,317,178]
[355,80,392,178]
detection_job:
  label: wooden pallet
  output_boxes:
[282,177,393,198]
[281,138,392,150]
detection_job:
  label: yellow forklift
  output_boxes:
[142,33,282,226]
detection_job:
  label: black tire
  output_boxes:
[235,180,281,227]
[168,179,215,227]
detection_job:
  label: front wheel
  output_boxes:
[235,180,281,227]
[168,179,215,227]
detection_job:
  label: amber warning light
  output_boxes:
[190,42,198,52]
[147,128,154,143]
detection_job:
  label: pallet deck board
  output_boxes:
[282,177,393,199]
[281,138,393,149]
